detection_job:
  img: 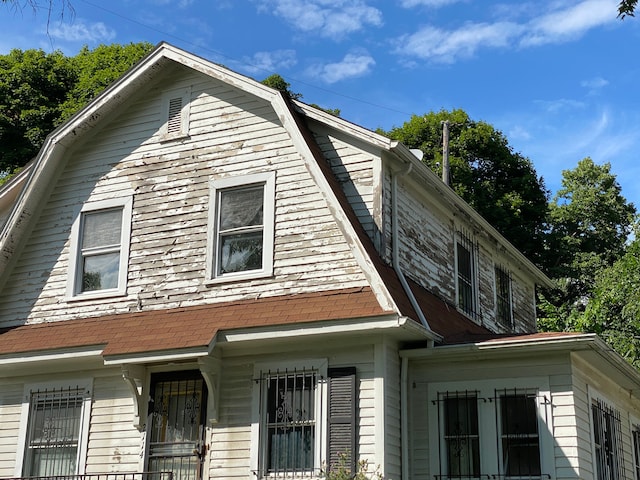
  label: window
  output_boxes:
[430,382,551,479]
[208,173,275,282]
[632,424,640,480]
[21,386,89,477]
[456,231,478,319]
[592,398,625,480]
[439,392,480,478]
[495,266,513,328]
[252,360,330,478]
[67,197,132,298]
[497,390,541,477]
[160,88,191,140]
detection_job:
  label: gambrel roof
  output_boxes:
[0,42,548,367]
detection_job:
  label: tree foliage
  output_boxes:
[384,109,549,265]
[0,43,153,175]
[619,0,638,18]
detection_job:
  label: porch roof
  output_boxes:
[0,287,389,359]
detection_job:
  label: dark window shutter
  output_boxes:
[327,367,357,474]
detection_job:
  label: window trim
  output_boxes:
[206,172,275,284]
[159,87,191,141]
[494,265,514,329]
[14,379,92,478]
[455,230,479,320]
[66,197,133,300]
[428,378,554,480]
[250,359,328,478]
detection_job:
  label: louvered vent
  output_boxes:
[166,96,183,134]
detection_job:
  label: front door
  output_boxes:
[147,371,208,480]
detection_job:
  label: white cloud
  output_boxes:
[306,52,375,83]
[394,0,617,63]
[400,0,463,7]
[241,50,298,75]
[581,77,609,89]
[48,19,116,43]
[535,98,586,113]
[521,0,617,46]
[395,22,522,63]
[255,0,382,39]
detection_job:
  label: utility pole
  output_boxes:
[441,120,450,186]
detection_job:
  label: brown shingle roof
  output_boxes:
[0,287,389,358]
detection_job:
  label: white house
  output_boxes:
[0,42,638,480]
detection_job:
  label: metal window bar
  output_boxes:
[24,387,86,477]
[456,231,479,321]
[633,427,640,480]
[258,368,319,478]
[592,398,625,480]
[434,391,482,479]
[494,389,543,479]
[495,267,512,328]
[4,473,174,480]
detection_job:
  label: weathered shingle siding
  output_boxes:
[0,67,370,327]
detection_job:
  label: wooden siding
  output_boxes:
[308,123,380,248]
[0,382,22,477]
[383,166,537,335]
[407,352,577,480]
[0,66,370,327]
[86,375,142,473]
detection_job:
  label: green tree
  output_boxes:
[0,43,152,176]
[384,109,549,265]
[0,48,76,173]
[260,74,302,100]
[619,0,638,18]
[59,42,154,121]
[538,158,636,332]
[576,238,640,367]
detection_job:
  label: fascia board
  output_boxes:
[389,142,554,290]
[0,348,105,377]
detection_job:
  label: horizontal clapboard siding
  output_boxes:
[0,66,369,326]
[0,383,22,477]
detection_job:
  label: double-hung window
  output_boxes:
[67,197,132,298]
[456,231,478,319]
[208,173,275,282]
[495,266,513,328]
[592,398,625,480]
[431,382,550,479]
[252,360,328,478]
[19,385,90,477]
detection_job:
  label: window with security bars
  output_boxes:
[633,425,640,480]
[23,387,86,477]
[437,391,481,478]
[260,369,318,476]
[495,267,513,328]
[592,398,625,480]
[496,390,541,478]
[456,232,478,319]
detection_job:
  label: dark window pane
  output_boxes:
[219,187,264,230]
[82,252,120,291]
[219,231,263,274]
[500,394,541,477]
[443,395,480,477]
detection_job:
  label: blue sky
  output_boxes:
[2,0,639,207]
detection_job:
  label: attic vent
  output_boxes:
[167,96,183,134]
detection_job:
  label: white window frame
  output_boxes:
[159,87,191,141]
[250,359,328,479]
[66,197,133,300]
[207,172,275,283]
[494,265,513,329]
[427,378,554,480]
[14,379,92,478]
[454,230,479,319]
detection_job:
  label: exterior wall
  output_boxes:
[571,354,640,480]
[0,65,370,327]
[308,122,382,250]
[406,351,578,480]
[382,165,538,334]
[0,335,395,479]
